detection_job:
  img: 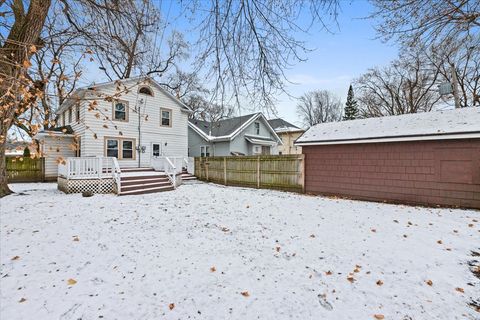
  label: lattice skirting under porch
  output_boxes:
[58,177,117,194]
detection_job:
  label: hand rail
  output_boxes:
[111,157,121,194]
[164,156,176,188]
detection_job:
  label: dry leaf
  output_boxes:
[276,246,281,252]
[425,280,433,286]
[210,266,216,272]
[221,227,230,232]
[67,278,77,285]
[371,228,377,233]
[11,256,20,261]
[455,287,464,293]
[310,234,315,238]
[353,267,360,273]
[376,280,384,286]
[325,271,333,275]
[240,291,250,297]
[374,315,385,319]
[22,60,32,68]
[18,298,26,303]
[437,240,442,244]
[72,236,79,241]
[169,303,175,310]
[468,224,474,227]
[29,45,37,53]
[347,275,355,283]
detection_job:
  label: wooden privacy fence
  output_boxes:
[195,155,304,192]
[6,156,45,182]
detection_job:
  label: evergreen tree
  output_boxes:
[23,146,31,158]
[343,85,359,120]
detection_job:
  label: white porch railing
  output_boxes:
[58,156,120,180]
[151,156,177,188]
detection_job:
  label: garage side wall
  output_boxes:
[303,139,480,209]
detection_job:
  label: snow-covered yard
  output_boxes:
[1,182,478,320]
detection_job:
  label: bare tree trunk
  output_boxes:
[0,0,51,197]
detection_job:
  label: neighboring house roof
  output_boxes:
[188,113,282,144]
[268,118,304,133]
[56,76,192,115]
[296,107,480,146]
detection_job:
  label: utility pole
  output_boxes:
[451,63,461,109]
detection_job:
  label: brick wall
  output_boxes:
[303,139,480,209]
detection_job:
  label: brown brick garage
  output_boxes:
[302,139,480,208]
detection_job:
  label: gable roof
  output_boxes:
[267,118,303,133]
[56,76,192,115]
[188,113,282,143]
[296,107,480,146]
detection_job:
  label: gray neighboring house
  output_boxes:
[188,113,282,157]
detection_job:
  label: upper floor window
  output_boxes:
[254,122,260,135]
[113,100,128,121]
[138,86,153,96]
[160,108,172,127]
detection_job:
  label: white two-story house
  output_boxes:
[35,76,192,195]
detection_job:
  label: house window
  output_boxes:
[75,104,80,123]
[200,146,210,157]
[105,138,135,160]
[139,86,153,96]
[254,122,260,135]
[160,108,172,127]
[152,143,160,157]
[122,140,133,159]
[68,108,72,123]
[106,139,119,158]
[113,101,128,121]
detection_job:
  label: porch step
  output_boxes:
[118,170,174,195]
[180,168,197,181]
[119,185,174,196]
[120,167,155,173]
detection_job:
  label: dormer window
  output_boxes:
[138,86,153,96]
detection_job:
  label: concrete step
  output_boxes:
[119,185,174,196]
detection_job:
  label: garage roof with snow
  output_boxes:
[296,107,480,145]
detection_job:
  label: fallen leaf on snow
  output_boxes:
[169,303,175,310]
[241,291,250,297]
[455,287,464,293]
[11,256,20,261]
[325,271,333,275]
[347,275,356,283]
[67,278,77,285]
[437,240,442,244]
[210,266,216,272]
[376,280,384,286]
[425,280,433,286]
[72,236,80,241]
[221,227,230,232]
[373,315,385,319]
[276,246,281,252]
[310,234,315,238]
[18,298,26,303]
[371,229,377,233]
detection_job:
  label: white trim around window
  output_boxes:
[104,137,136,160]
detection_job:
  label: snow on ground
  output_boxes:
[0,182,479,320]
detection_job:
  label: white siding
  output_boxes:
[40,135,76,179]
[76,82,189,167]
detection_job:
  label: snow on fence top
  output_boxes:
[296,107,480,145]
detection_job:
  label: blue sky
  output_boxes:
[29,1,400,127]
[273,1,400,126]
[155,0,400,126]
